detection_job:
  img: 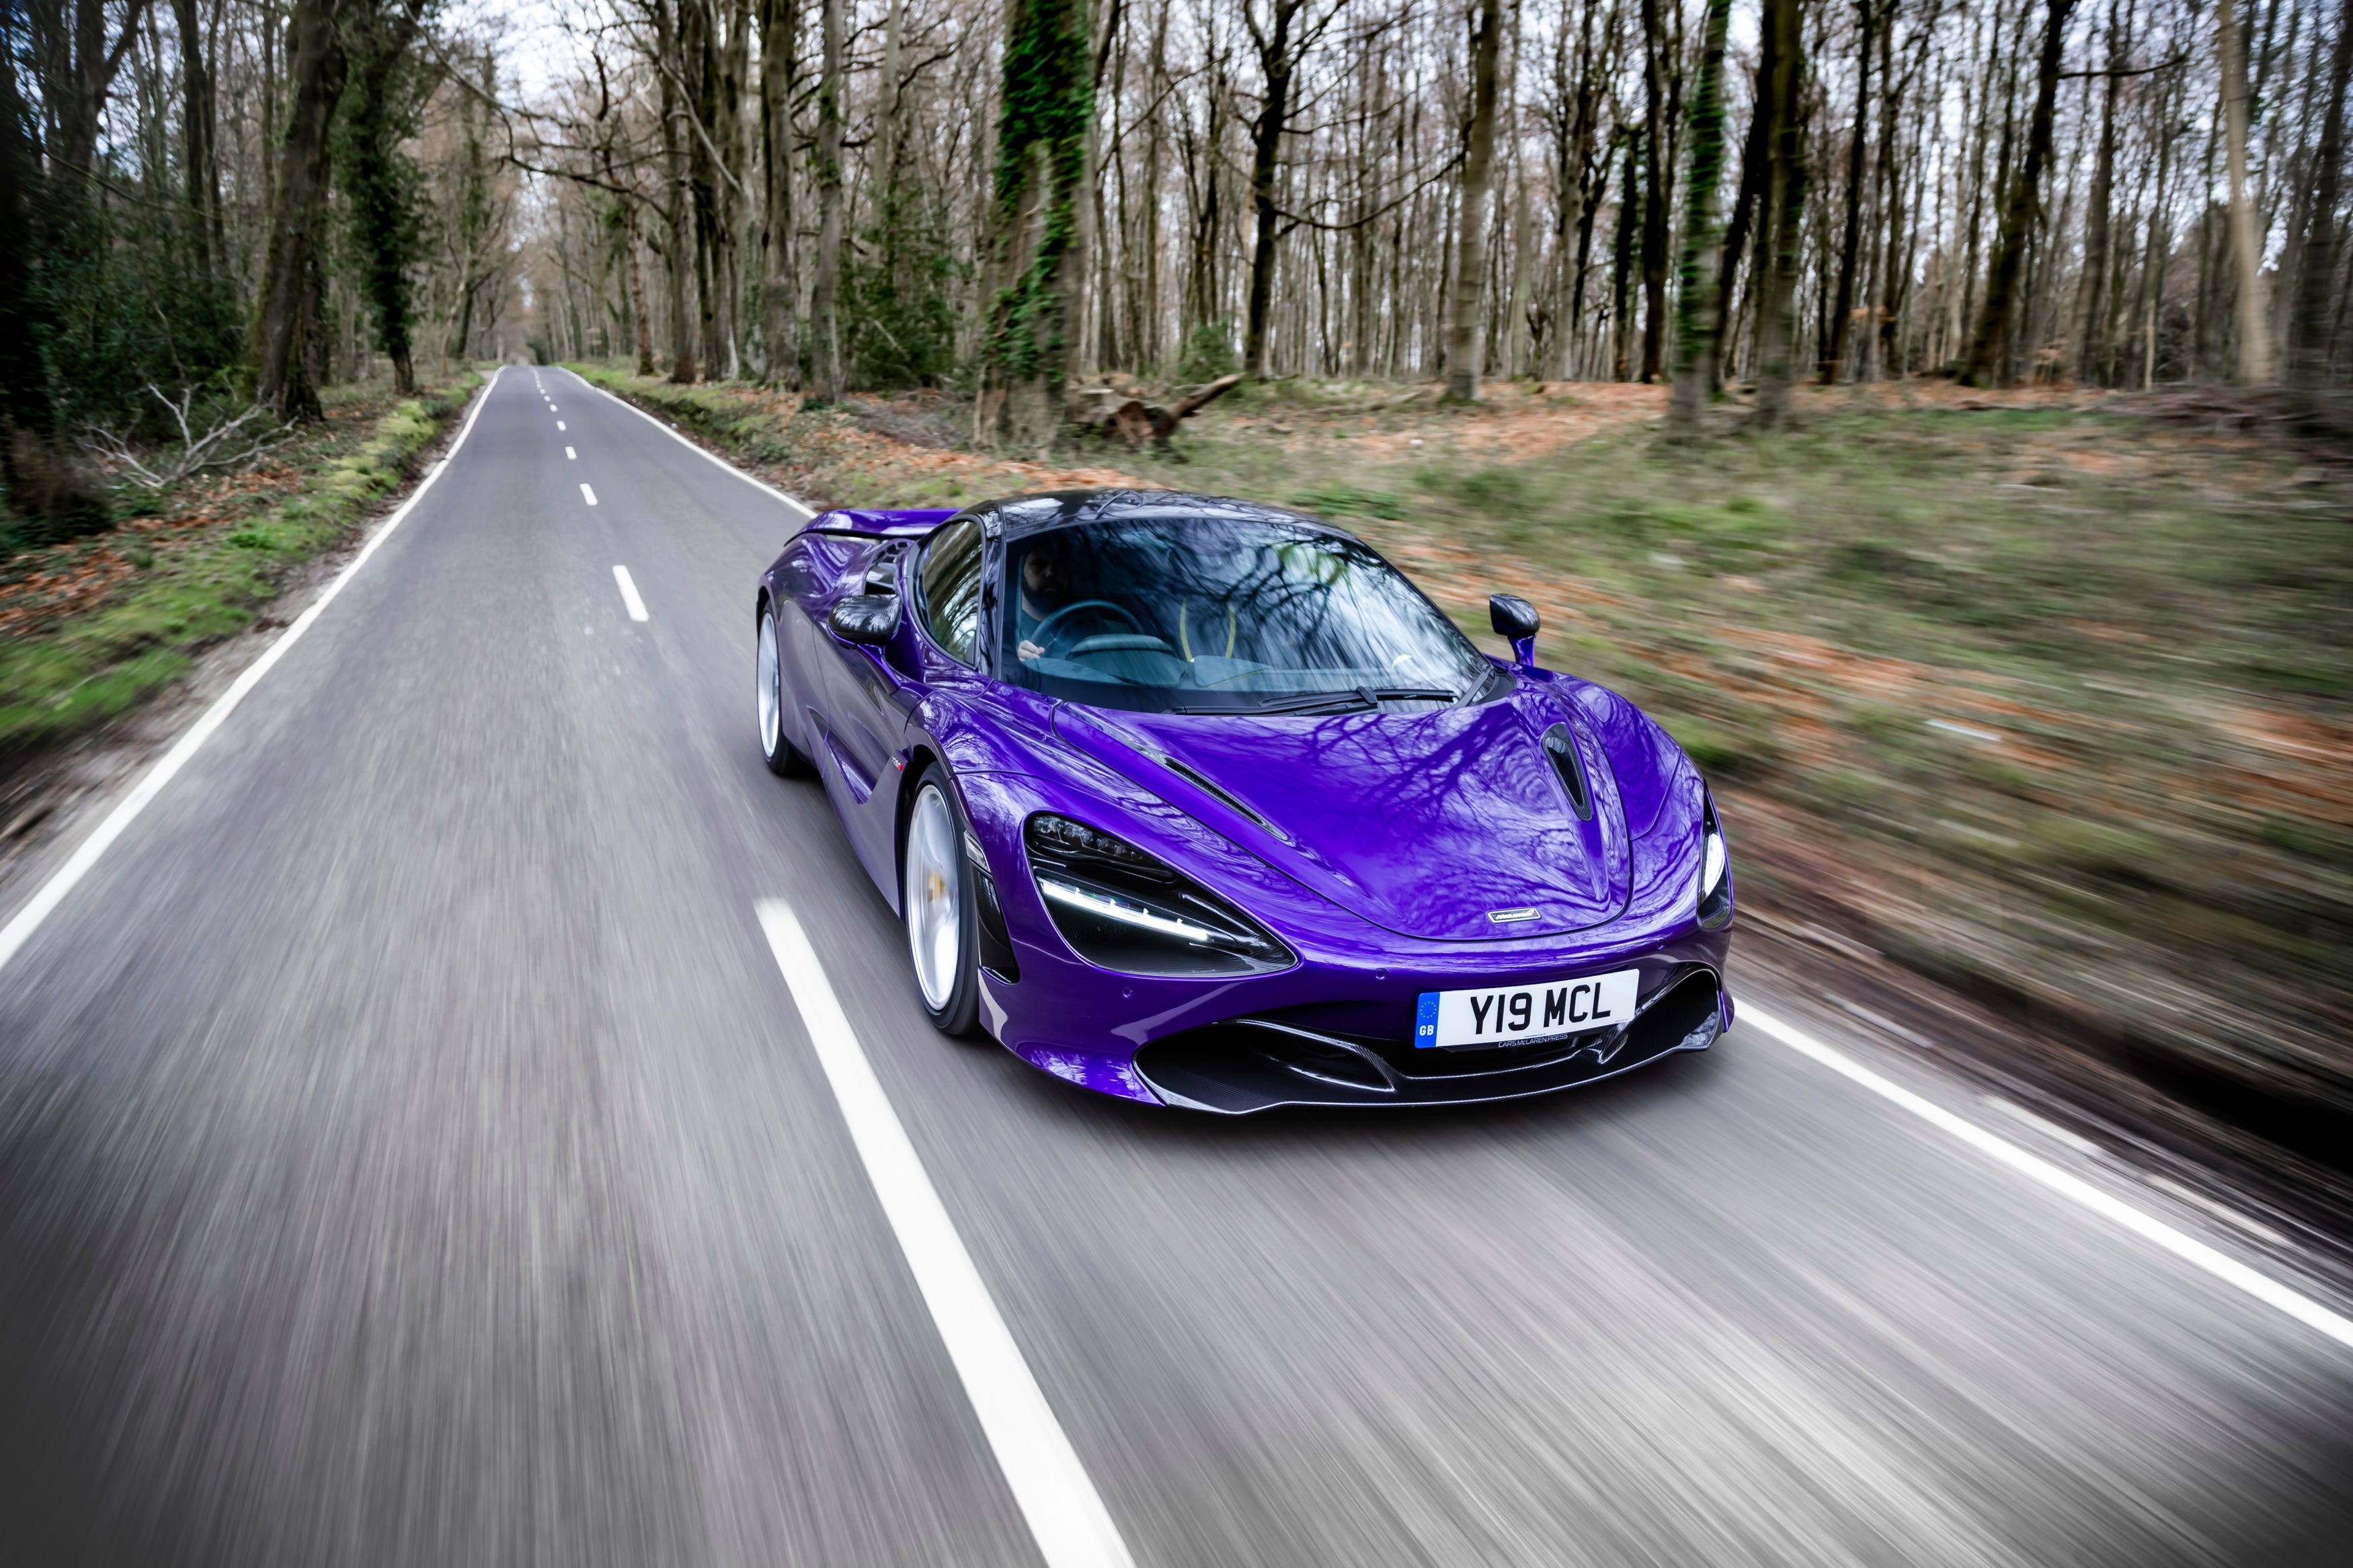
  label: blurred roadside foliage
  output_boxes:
[573,367,2353,1120]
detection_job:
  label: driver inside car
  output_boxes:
[1014,533,1076,663]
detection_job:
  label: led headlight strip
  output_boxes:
[1037,878,1223,944]
[1025,813,1294,977]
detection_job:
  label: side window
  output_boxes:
[920,518,984,665]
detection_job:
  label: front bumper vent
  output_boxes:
[1135,968,1724,1114]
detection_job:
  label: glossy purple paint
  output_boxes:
[759,498,1733,1112]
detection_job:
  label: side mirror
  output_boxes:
[1489,593,1540,666]
[828,593,903,645]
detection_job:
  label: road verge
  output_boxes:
[0,374,483,762]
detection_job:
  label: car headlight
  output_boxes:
[1025,814,1293,977]
[1696,791,1732,930]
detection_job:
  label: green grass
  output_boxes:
[0,374,481,753]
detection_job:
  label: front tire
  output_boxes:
[904,767,980,1036]
[758,605,812,777]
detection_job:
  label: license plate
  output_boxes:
[1414,968,1640,1049]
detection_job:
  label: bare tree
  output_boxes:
[1447,0,1504,400]
[1824,0,1882,384]
[810,0,844,398]
[758,0,799,386]
[1751,0,1810,427]
[249,0,348,419]
[2217,0,2272,384]
[2290,0,2350,388]
[1962,0,2076,386]
[1670,0,1731,434]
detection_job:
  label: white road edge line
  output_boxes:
[612,565,649,622]
[754,899,1137,1568]
[580,483,598,507]
[1743,1002,2353,1350]
[0,368,504,981]
[559,367,816,520]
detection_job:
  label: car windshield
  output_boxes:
[999,510,1493,713]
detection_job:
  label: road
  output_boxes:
[0,366,2347,1568]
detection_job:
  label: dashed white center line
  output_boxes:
[580,483,598,506]
[754,900,1137,1568]
[557,421,565,431]
[611,565,649,622]
[565,446,577,460]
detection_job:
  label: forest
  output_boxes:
[1,0,2348,517]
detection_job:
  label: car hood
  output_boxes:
[1051,688,1632,941]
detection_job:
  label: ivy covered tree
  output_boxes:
[975,0,1093,446]
[337,0,437,394]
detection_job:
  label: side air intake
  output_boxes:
[1543,724,1593,821]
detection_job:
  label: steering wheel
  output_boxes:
[1029,598,1142,656]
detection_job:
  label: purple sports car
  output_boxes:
[755,490,1734,1112]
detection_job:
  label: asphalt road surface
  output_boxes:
[1,367,2348,1568]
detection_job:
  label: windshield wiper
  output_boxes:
[1242,685,1460,716]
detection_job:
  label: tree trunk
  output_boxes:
[656,0,697,381]
[1142,3,1167,368]
[167,0,217,279]
[682,0,727,380]
[342,0,429,396]
[1824,0,1877,382]
[598,110,659,376]
[1610,130,1639,381]
[248,0,348,421]
[1961,0,2075,386]
[879,0,904,190]
[811,0,845,399]
[1070,0,1119,378]
[2290,0,2350,387]
[975,0,1094,446]
[2073,1,2125,384]
[2217,0,2272,383]
[1958,18,1996,360]
[1242,0,1300,380]
[1508,147,1533,377]
[1669,0,1732,434]
[1550,0,1603,379]
[2143,71,2176,384]
[716,0,750,378]
[759,0,799,386]
[1445,0,1503,401]
[1637,0,1672,381]
[1751,0,1808,428]
[0,10,83,528]
[1867,7,1903,380]
[1714,52,1772,386]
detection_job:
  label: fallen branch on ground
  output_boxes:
[79,386,290,489]
[1068,374,1244,459]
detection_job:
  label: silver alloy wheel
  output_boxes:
[904,784,963,1010]
[757,611,782,757]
